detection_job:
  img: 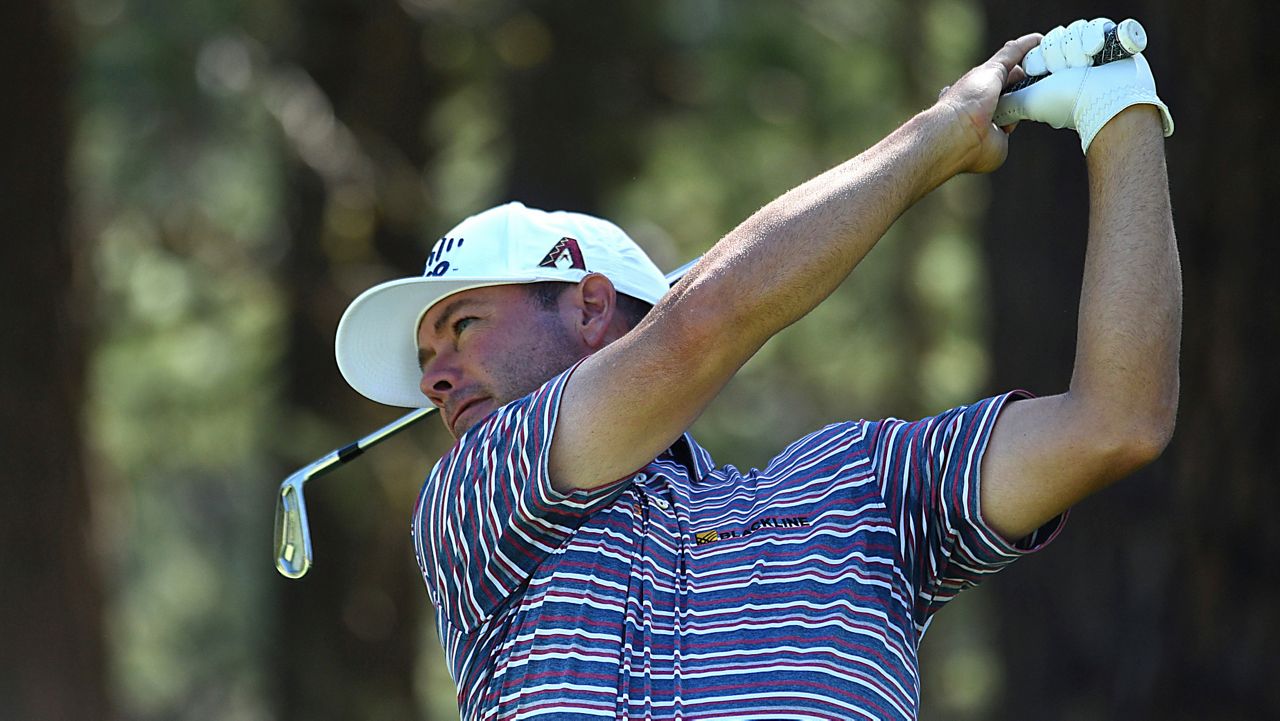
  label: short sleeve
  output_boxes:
[865,391,1066,626]
[411,363,629,632]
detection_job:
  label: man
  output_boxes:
[334,18,1179,720]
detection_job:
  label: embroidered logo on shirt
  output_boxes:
[537,237,587,271]
[693,516,811,545]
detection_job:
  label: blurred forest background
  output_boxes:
[3,0,1276,719]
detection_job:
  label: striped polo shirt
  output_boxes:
[412,367,1064,720]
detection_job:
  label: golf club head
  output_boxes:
[274,472,314,578]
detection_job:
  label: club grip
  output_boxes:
[1003,19,1147,94]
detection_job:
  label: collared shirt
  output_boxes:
[412,367,1064,720]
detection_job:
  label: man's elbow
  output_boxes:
[1070,378,1178,475]
[1104,405,1178,475]
[1123,420,1175,470]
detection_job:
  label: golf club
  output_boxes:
[275,257,701,578]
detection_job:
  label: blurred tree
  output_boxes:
[75,0,294,713]
[981,1,1279,718]
[269,0,438,717]
[0,1,112,719]
[500,1,670,210]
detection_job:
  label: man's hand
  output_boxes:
[936,33,1041,174]
[993,18,1175,154]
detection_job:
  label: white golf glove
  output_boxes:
[993,18,1174,154]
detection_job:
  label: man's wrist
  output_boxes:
[1078,93,1173,154]
[1085,104,1165,164]
[912,103,988,184]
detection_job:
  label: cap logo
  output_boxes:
[424,236,465,277]
[537,237,586,271]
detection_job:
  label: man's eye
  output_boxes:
[452,316,477,335]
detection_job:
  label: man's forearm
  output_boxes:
[659,106,972,357]
[550,37,1037,493]
[1071,105,1182,452]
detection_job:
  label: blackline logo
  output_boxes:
[694,516,810,545]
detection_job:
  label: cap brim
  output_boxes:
[334,275,564,408]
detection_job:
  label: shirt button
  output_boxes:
[654,498,670,510]
[634,473,647,483]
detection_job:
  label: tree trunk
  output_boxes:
[271,0,437,718]
[981,2,1280,717]
[0,1,111,719]
[502,0,668,211]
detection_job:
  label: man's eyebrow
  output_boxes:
[431,297,481,335]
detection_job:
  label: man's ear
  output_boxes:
[574,273,618,349]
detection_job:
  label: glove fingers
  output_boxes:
[1041,26,1068,74]
[993,92,1031,127]
[995,78,1077,130]
[1081,18,1112,55]
[1023,46,1047,76]
[1062,19,1091,67]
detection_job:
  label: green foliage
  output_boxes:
[75,1,289,718]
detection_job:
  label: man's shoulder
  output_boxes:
[434,365,582,478]
[775,417,876,456]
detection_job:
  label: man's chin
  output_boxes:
[449,399,495,439]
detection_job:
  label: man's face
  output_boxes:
[417,284,585,439]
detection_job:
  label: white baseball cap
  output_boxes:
[334,201,669,408]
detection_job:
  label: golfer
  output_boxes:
[334,18,1178,720]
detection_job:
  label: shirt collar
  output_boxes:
[657,433,713,482]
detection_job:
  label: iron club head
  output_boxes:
[274,406,436,578]
[274,470,315,578]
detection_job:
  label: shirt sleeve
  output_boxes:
[864,391,1067,626]
[411,363,629,632]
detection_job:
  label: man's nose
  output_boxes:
[418,351,459,407]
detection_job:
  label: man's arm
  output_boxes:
[980,105,1182,539]
[548,36,1043,492]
